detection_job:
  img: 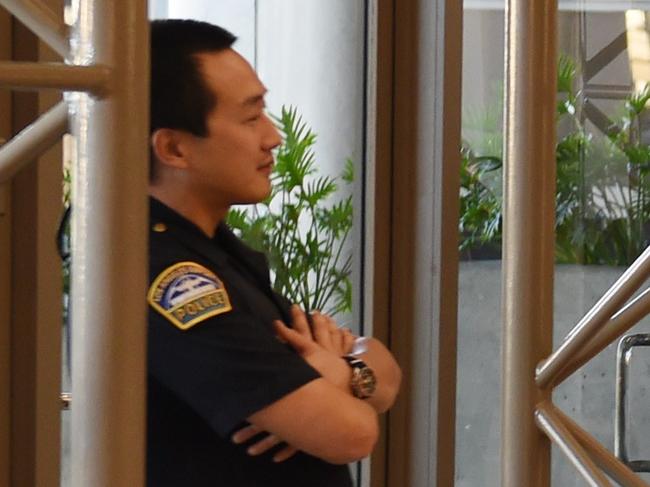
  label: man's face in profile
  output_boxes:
[182,49,282,206]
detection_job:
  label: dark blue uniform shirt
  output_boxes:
[146,198,353,487]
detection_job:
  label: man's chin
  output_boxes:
[232,188,272,206]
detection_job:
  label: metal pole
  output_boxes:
[0,186,8,487]
[535,403,613,487]
[556,287,650,385]
[553,405,647,487]
[69,0,148,485]
[0,0,68,57]
[0,100,68,183]
[0,62,110,93]
[537,245,650,388]
[501,0,557,485]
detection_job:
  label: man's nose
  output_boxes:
[262,113,282,150]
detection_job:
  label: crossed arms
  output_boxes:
[234,306,402,465]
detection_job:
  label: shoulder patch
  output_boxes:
[148,261,233,330]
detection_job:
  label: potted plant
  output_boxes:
[227,106,353,316]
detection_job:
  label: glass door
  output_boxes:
[457,1,650,485]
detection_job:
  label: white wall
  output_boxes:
[150,0,365,184]
[256,1,365,182]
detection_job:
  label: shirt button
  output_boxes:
[152,223,167,233]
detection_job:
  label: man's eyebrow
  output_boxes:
[242,91,267,107]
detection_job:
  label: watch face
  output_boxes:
[359,368,377,395]
[345,356,377,399]
[353,366,376,398]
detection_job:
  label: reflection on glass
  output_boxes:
[458,3,650,486]
[457,6,504,485]
[554,8,650,485]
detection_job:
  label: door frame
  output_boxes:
[366,1,463,486]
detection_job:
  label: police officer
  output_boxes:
[147,19,402,487]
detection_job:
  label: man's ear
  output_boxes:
[151,128,190,170]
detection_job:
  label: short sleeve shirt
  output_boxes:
[146,198,353,487]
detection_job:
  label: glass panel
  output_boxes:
[457,2,650,485]
[456,5,505,486]
[553,7,650,485]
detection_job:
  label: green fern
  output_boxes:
[226,106,354,316]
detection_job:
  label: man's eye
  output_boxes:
[246,116,260,124]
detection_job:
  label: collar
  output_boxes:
[150,197,211,239]
[149,197,272,288]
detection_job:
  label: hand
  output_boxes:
[305,308,356,356]
[232,424,298,463]
[274,306,351,391]
[230,308,355,462]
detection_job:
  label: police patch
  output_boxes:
[148,262,232,330]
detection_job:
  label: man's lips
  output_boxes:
[258,160,274,172]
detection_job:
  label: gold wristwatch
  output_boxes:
[343,355,377,399]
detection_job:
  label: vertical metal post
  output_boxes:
[69,0,149,485]
[501,0,557,486]
[0,12,11,486]
[0,179,9,487]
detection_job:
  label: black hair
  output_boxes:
[150,19,237,138]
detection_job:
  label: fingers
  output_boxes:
[331,326,344,354]
[273,445,298,463]
[232,425,298,462]
[231,424,262,444]
[341,328,356,355]
[290,304,311,338]
[282,305,359,356]
[246,433,282,456]
[273,320,316,354]
[311,311,333,350]
[310,311,356,355]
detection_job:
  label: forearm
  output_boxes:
[310,336,401,413]
[353,337,402,413]
[276,308,401,413]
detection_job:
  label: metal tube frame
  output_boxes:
[0,100,68,182]
[537,245,650,388]
[0,0,148,485]
[501,0,556,485]
[68,0,149,486]
[0,61,111,93]
[554,405,647,487]
[556,287,650,384]
[0,0,68,57]
[535,403,612,487]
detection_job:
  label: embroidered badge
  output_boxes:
[148,262,232,330]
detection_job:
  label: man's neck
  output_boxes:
[149,185,228,238]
